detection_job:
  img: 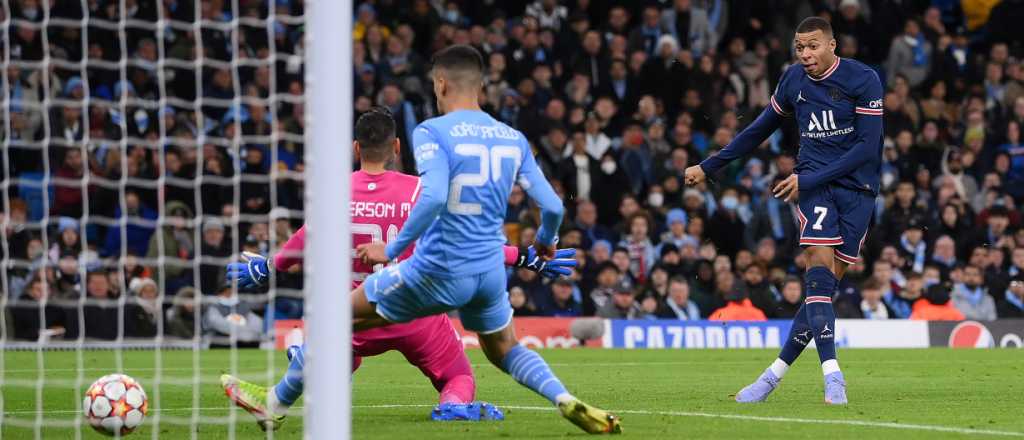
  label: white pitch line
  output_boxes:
[4,404,1022,437]
[4,358,1020,374]
[353,404,1024,438]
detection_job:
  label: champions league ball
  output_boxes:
[83,374,149,436]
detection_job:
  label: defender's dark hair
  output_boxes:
[796,16,833,38]
[430,44,485,89]
[354,106,396,163]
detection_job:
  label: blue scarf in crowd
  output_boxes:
[1005,290,1024,311]
[958,284,985,306]
[883,291,912,319]
[900,234,927,274]
[910,34,928,66]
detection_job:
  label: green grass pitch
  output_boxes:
[1,348,1022,439]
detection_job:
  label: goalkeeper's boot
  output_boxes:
[557,397,622,434]
[221,374,286,431]
[430,402,505,421]
[824,371,848,405]
[735,368,781,403]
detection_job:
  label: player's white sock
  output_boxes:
[821,359,841,376]
[267,387,290,416]
[555,393,575,405]
[769,358,790,379]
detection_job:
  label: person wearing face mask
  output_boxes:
[587,151,631,226]
[647,187,665,210]
[706,187,747,258]
[952,264,998,321]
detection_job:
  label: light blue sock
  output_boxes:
[274,344,305,406]
[501,345,569,405]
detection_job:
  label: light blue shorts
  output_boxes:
[363,260,512,334]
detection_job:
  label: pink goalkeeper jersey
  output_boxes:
[273,170,420,288]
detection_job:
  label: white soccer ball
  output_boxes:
[83,374,149,436]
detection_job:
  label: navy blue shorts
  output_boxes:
[796,184,874,264]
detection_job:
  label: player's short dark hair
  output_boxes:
[796,16,833,38]
[354,106,396,163]
[430,44,484,90]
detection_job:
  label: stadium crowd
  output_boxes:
[3,0,1024,342]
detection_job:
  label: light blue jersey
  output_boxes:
[383,109,564,279]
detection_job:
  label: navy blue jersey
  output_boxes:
[771,58,883,193]
[702,57,884,195]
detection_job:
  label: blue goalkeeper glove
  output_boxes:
[225,252,271,290]
[514,246,577,278]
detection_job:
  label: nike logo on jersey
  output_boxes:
[797,91,807,103]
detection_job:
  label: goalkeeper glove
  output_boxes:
[514,246,577,278]
[225,252,270,290]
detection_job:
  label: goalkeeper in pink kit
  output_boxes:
[220,107,575,430]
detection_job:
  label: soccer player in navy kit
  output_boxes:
[685,17,883,405]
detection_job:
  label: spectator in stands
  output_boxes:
[199,217,230,295]
[886,18,933,88]
[742,263,776,318]
[929,234,959,275]
[642,264,671,300]
[898,215,928,274]
[509,286,538,317]
[166,286,198,339]
[597,280,642,319]
[101,191,158,258]
[963,206,1012,259]
[952,265,998,321]
[877,259,914,318]
[539,278,582,317]
[128,277,159,338]
[147,201,195,294]
[707,187,746,257]
[659,0,717,57]
[204,283,265,348]
[998,275,1024,318]
[584,262,619,316]
[911,281,965,321]
[656,276,700,320]
[774,276,804,319]
[74,270,119,340]
[618,213,656,283]
[9,277,67,341]
[840,278,891,320]
[709,287,767,322]
[51,148,87,218]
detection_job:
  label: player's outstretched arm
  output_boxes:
[516,142,564,259]
[225,226,306,289]
[696,105,786,181]
[362,128,450,265]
